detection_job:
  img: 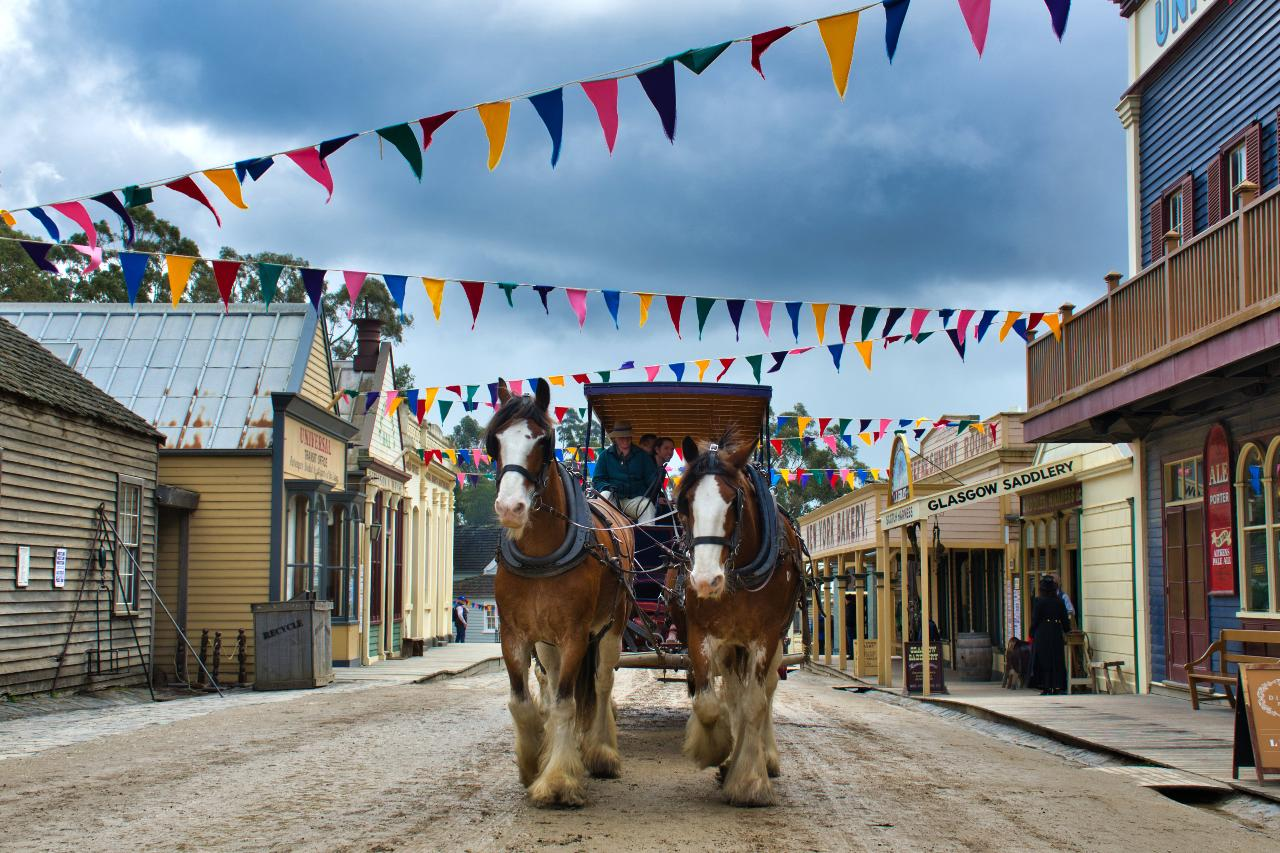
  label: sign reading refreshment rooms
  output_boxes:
[881,457,1081,530]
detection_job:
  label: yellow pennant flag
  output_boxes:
[817,11,860,100]
[796,416,812,436]
[387,396,405,416]
[0,210,15,227]
[202,168,248,209]
[695,359,711,381]
[166,255,197,306]
[779,468,791,484]
[860,433,873,447]
[999,311,1023,342]
[548,375,565,387]
[477,102,511,171]
[1042,312,1063,340]
[421,387,439,413]
[870,468,880,479]
[422,277,445,320]
[854,339,873,370]
[637,293,654,327]
[443,448,458,464]
[811,303,829,345]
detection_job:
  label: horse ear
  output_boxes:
[496,378,511,405]
[682,436,699,463]
[534,377,550,412]
[726,439,754,470]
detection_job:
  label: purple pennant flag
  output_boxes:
[532,285,554,314]
[1044,0,1070,40]
[27,207,60,241]
[785,301,802,342]
[937,308,954,328]
[602,290,621,328]
[884,0,911,62]
[637,61,677,142]
[319,133,358,161]
[946,328,967,360]
[18,241,58,273]
[859,419,871,433]
[827,343,844,371]
[881,307,906,337]
[767,350,788,373]
[364,391,380,413]
[487,382,499,404]
[726,298,745,339]
[300,268,327,312]
[91,192,136,246]
[119,251,150,305]
[974,309,998,341]
[618,360,635,370]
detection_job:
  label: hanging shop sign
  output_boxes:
[888,434,914,506]
[1204,423,1236,595]
[1133,0,1222,79]
[283,417,345,486]
[882,456,1082,530]
[1020,482,1082,517]
[1233,664,1280,784]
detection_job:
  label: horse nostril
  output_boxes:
[512,501,527,515]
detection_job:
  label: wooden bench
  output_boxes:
[1186,629,1280,710]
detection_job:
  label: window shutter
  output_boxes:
[1149,199,1165,263]
[1245,120,1262,186]
[1206,154,1223,225]
[1179,173,1195,238]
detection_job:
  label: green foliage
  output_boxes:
[555,408,590,449]
[450,415,496,526]
[768,402,868,518]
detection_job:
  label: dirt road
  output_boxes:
[1,670,1275,852]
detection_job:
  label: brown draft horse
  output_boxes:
[675,431,803,806]
[487,380,632,807]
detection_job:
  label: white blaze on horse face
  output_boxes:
[493,421,539,535]
[689,475,731,600]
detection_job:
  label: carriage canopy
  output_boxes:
[583,382,772,449]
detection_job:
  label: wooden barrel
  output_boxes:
[956,632,993,681]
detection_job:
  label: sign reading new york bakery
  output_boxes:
[881,457,1081,530]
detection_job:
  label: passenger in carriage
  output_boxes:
[638,433,657,454]
[593,421,659,523]
[650,436,677,519]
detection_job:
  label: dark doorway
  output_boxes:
[1163,503,1209,683]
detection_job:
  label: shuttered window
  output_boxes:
[1209,121,1263,223]
[116,477,143,614]
[1151,172,1193,261]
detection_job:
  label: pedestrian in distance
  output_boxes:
[453,598,468,643]
[1028,575,1069,695]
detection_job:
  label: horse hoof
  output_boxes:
[584,744,622,779]
[529,775,587,808]
[724,775,775,808]
[766,760,781,778]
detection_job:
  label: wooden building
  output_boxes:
[1,304,357,684]
[0,316,162,698]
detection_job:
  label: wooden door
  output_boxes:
[1164,504,1210,683]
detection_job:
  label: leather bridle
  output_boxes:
[680,465,747,570]
[488,424,556,500]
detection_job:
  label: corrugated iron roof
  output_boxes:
[0,303,321,450]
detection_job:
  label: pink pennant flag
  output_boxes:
[509,379,523,396]
[72,244,102,274]
[164,176,221,226]
[457,473,466,488]
[909,308,929,339]
[566,288,588,328]
[879,418,891,434]
[580,78,620,154]
[756,300,774,337]
[384,390,400,413]
[957,0,991,57]
[51,201,97,249]
[957,308,976,339]
[343,270,367,315]
[823,435,839,452]
[286,147,335,202]
[645,365,661,382]
[789,346,813,355]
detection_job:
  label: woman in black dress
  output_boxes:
[1028,575,1069,695]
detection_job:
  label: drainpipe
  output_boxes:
[1127,496,1141,694]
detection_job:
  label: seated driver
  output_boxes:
[592,421,658,523]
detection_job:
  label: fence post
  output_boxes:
[1238,181,1259,308]
[1059,302,1074,390]
[1105,272,1122,372]
[1161,234,1178,345]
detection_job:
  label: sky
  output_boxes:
[0,1,1129,468]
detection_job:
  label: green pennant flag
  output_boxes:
[837,418,852,435]
[122,185,153,208]
[258,262,284,308]
[788,438,804,454]
[439,400,454,421]
[465,385,479,402]
[671,41,732,74]
[746,353,763,383]
[497,283,518,307]
[598,371,611,383]
[377,123,424,180]
[913,331,934,343]
[860,307,881,341]
[695,297,716,339]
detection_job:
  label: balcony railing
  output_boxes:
[1028,185,1280,412]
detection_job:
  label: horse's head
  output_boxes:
[675,429,755,601]
[485,379,555,537]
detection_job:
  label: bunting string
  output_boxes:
[1,1,1072,231]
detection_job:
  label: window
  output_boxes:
[285,494,312,599]
[1227,142,1248,213]
[370,493,384,623]
[1165,191,1184,245]
[485,608,498,632]
[115,478,143,613]
[1165,456,1203,504]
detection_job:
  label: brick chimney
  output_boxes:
[352,318,383,373]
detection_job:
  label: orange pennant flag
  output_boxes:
[387,395,405,416]
[477,102,511,170]
[422,278,445,320]
[854,339,873,370]
[1042,312,1062,340]
[859,433,873,447]
[695,359,711,381]
[202,168,248,210]
[796,416,812,436]
[998,311,1022,341]
[166,255,197,306]
[0,210,15,227]
[811,303,829,345]
[421,387,439,414]
[817,11,860,99]
[637,293,654,327]
[548,375,565,387]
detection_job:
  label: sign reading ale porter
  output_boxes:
[1204,423,1235,595]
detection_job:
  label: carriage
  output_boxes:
[577,382,805,671]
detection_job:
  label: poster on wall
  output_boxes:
[888,435,914,507]
[1204,423,1236,595]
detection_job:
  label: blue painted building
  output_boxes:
[1025,0,1280,691]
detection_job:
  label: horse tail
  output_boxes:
[575,632,601,729]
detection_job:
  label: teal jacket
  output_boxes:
[592,445,659,500]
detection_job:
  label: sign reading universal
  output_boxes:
[881,456,1081,530]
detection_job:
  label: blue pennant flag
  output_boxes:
[884,0,911,62]
[670,362,686,381]
[602,290,621,328]
[27,207,60,241]
[383,274,408,319]
[785,301,802,342]
[827,343,844,371]
[119,251,150,306]
[529,88,564,167]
